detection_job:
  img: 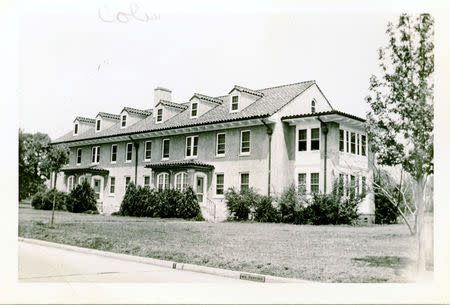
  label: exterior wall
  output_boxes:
[96,116,118,132]
[73,120,94,136]
[189,97,215,118]
[277,84,332,117]
[120,110,145,127]
[228,89,259,112]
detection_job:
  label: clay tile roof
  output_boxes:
[190,93,223,105]
[74,117,96,124]
[122,107,153,116]
[281,110,366,122]
[98,112,120,120]
[61,165,109,174]
[158,100,189,110]
[144,160,214,169]
[230,85,264,97]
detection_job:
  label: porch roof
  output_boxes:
[144,160,215,170]
[60,165,109,174]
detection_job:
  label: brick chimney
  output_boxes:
[154,87,171,106]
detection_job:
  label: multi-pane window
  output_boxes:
[96,119,101,131]
[186,136,198,158]
[110,177,115,194]
[125,176,131,191]
[111,144,117,163]
[157,173,169,190]
[162,139,170,159]
[350,132,356,154]
[74,123,78,135]
[216,133,226,156]
[91,146,100,164]
[144,141,152,160]
[77,148,82,164]
[361,176,367,196]
[339,130,344,152]
[338,173,344,196]
[240,173,249,191]
[121,115,127,127]
[310,173,319,193]
[157,109,163,122]
[126,143,133,162]
[298,173,306,194]
[346,131,349,152]
[175,172,188,191]
[311,100,316,113]
[216,173,224,195]
[240,131,250,154]
[310,128,320,151]
[357,134,360,155]
[361,135,367,156]
[68,176,74,192]
[350,175,356,198]
[191,103,198,117]
[231,96,239,111]
[298,129,307,151]
[144,176,151,188]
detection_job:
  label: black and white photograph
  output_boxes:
[1,0,449,303]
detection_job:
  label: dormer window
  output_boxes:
[157,109,163,122]
[74,123,79,135]
[121,115,127,128]
[191,102,198,118]
[96,119,101,132]
[231,96,239,111]
[311,100,316,113]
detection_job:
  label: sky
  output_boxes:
[17,1,399,140]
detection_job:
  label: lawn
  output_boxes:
[18,204,430,282]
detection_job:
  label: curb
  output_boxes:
[19,237,310,283]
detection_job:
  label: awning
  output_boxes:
[60,165,109,175]
[145,160,214,170]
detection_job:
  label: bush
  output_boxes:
[67,180,98,213]
[178,186,202,219]
[225,187,259,221]
[31,188,68,211]
[278,184,310,224]
[253,195,280,223]
[374,190,399,224]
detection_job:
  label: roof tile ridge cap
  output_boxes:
[255,80,316,92]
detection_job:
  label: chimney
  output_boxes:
[154,87,172,105]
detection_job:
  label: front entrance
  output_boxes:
[93,178,101,200]
[196,176,205,204]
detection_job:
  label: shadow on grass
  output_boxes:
[352,256,413,269]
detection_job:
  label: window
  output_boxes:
[125,143,133,162]
[216,173,224,195]
[346,131,349,152]
[79,176,86,185]
[67,176,74,192]
[311,100,316,113]
[310,173,319,193]
[361,135,367,156]
[338,174,344,196]
[74,123,79,135]
[361,176,367,196]
[144,176,151,188]
[339,130,344,152]
[298,173,306,194]
[231,96,239,111]
[356,176,360,196]
[350,175,356,198]
[191,102,198,117]
[240,130,250,154]
[175,172,188,191]
[144,141,152,160]
[357,134,360,155]
[125,176,131,191]
[162,139,170,159]
[185,136,198,158]
[110,177,115,194]
[350,132,356,154]
[77,148,82,164]
[311,128,320,151]
[111,144,117,163]
[157,173,169,190]
[121,114,127,127]
[96,119,101,132]
[157,109,163,122]
[91,146,100,164]
[216,133,226,156]
[240,173,249,191]
[298,129,307,151]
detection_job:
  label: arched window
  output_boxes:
[175,172,188,191]
[78,175,86,185]
[157,172,169,190]
[311,99,316,113]
[67,176,75,192]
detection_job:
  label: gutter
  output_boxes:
[317,117,328,194]
[128,136,139,185]
[260,119,273,196]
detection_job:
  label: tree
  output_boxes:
[365,14,433,272]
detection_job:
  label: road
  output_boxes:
[18,241,252,283]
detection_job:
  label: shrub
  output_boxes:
[253,195,280,223]
[278,184,309,224]
[374,190,399,224]
[31,188,68,211]
[178,186,202,219]
[67,180,98,213]
[225,187,260,221]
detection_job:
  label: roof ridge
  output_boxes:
[256,80,316,92]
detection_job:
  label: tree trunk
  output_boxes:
[415,175,427,272]
[51,172,57,225]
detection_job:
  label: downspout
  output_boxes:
[261,119,273,196]
[317,117,328,194]
[129,136,139,185]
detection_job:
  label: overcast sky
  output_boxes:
[18,2,399,140]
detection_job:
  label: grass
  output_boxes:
[18,203,430,282]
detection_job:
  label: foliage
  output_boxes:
[118,184,202,219]
[308,190,360,225]
[373,169,402,224]
[67,180,98,213]
[225,187,259,221]
[31,188,68,211]
[278,184,309,224]
[252,195,280,223]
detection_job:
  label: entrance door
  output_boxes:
[93,178,101,200]
[196,176,204,203]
